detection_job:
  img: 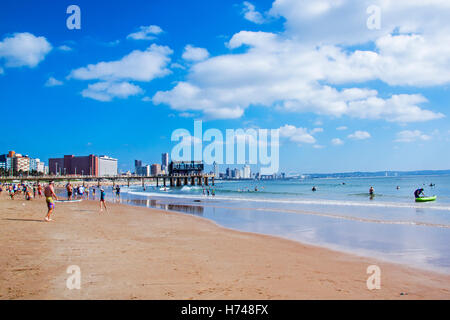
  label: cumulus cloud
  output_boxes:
[81,81,143,102]
[268,0,450,46]
[182,45,210,62]
[127,25,163,40]
[153,31,443,121]
[69,44,172,82]
[58,45,72,52]
[279,125,317,144]
[331,138,344,145]
[152,1,447,121]
[242,1,266,24]
[395,130,432,143]
[336,126,347,131]
[45,77,63,87]
[348,131,371,140]
[0,32,52,68]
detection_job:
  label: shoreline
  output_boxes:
[0,193,449,299]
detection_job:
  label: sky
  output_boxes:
[0,0,449,174]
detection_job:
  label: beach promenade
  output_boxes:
[0,193,449,300]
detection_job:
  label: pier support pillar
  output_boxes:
[184,177,188,185]
[127,178,130,187]
[212,177,215,186]
[163,178,166,187]
[170,178,174,187]
[205,177,209,186]
[176,178,181,187]
[191,177,195,185]
[156,177,159,187]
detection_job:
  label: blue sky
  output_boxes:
[0,0,449,174]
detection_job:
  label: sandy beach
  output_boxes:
[0,193,449,300]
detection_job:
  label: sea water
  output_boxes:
[105,175,450,273]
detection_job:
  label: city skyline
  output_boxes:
[1,0,449,174]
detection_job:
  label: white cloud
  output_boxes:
[127,25,163,40]
[141,96,152,102]
[348,130,371,140]
[268,0,450,46]
[0,32,52,68]
[242,1,266,24]
[81,81,143,102]
[331,138,344,145]
[45,77,63,87]
[69,44,172,82]
[336,126,347,131]
[171,62,186,70]
[395,130,432,143]
[153,31,443,121]
[153,1,447,121]
[279,125,316,144]
[58,45,72,52]
[182,45,210,62]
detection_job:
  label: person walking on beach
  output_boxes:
[44,181,58,222]
[67,183,73,200]
[99,188,107,212]
[37,183,43,198]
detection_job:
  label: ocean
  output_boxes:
[97,174,450,273]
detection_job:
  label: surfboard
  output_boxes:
[415,196,437,202]
[55,199,83,203]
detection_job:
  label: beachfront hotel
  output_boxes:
[48,154,118,177]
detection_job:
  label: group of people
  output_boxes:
[0,182,43,201]
[202,187,215,196]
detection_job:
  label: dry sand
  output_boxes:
[0,193,449,300]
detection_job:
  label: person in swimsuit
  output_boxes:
[99,188,107,212]
[37,184,43,198]
[67,183,73,200]
[44,181,58,222]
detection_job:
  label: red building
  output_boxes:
[49,155,98,176]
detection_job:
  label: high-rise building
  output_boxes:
[161,153,169,172]
[49,155,98,176]
[232,168,240,179]
[98,156,118,176]
[135,160,142,168]
[243,165,251,179]
[213,161,219,177]
[226,167,231,179]
[13,156,30,174]
[136,165,150,176]
[151,163,161,176]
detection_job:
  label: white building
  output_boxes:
[213,161,219,177]
[243,165,251,179]
[98,155,118,176]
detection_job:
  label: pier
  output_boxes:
[0,174,216,187]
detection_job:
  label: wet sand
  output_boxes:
[0,193,449,299]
